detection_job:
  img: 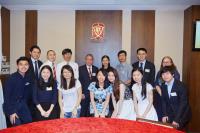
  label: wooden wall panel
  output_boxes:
[0,7,10,85]
[131,10,155,63]
[183,5,200,132]
[25,10,37,57]
[1,7,10,62]
[75,10,122,67]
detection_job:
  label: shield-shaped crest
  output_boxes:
[91,23,105,40]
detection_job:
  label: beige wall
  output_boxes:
[155,10,184,79]
[38,10,75,64]
[10,9,184,79]
[10,11,25,73]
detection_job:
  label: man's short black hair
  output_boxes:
[29,45,41,53]
[16,56,29,65]
[137,48,147,54]
[62,48,72,55]
[160,66,175,76]
[118,50,127,57]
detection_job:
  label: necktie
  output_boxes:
[34,61,39,79]
[140,62,143,70]
[52,63,56,79]
[88,66,92,79]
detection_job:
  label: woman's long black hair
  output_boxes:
[101,55,111,69]
[95,68,110,89]
[60,65,76,90]
[38,65,55,90]
[131,68,147,100]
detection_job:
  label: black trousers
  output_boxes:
[35,102,58,121]
[80,98,90,117]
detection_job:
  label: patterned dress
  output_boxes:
[88,82,112,115]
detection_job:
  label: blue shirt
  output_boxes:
[32,81,58,105]
[3,71,33,116]
[165,78,175,98]
[116,63,132,82]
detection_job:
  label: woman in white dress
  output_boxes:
[108,68,136,120]
[132,68,158,121]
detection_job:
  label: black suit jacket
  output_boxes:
[161,79,191,127]
[132,60,155,86]
[27,59,43,81]
[79,65,98,98]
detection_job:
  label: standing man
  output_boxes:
[160,66,191,129]
[79,54,98,117]
[27,45,43,121]
[132,48,155,86]
[28,45,43,81]
[116,50,132,86]
[56,48,79,88]
[3,57,33,126]
[40,50,57,79]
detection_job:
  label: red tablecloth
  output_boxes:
[0,118,184,133]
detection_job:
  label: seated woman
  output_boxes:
[132,68,158,121]
[58,65,82,118]
[33,65,58,121]
[154,56,180,121]
[88,69,112,117]
[107,68,136,120]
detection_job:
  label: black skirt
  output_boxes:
[35,102,58,121]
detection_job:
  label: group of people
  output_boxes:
[2,45,191,130]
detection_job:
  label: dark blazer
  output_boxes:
[161,79,191,128]
[27,59,43,80]
[132,60,155,86]
[3,72,33,116]
[79,65,98,98]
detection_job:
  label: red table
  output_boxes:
[0,118,184,133]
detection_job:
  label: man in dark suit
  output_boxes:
[160,66,191,129]
[27,45,43,121]
[132,48,155,86]
[27,45,43,81]
[3,57,33,126]
[79,54,98,117]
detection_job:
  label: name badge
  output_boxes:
[145,69,150,73]
[92,73,96,76]
[171,92,177,97]
[46,87,52,91]
[25,82,30,86]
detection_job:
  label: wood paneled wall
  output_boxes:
[131,10,155,64]
[183,5,200,132]
[25,10,37,57]
[1,7,10,62]
[75,10,122,67]
[0,7,10,85]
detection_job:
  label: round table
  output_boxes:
[0,118,184,133]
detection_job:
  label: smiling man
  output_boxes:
[3,56,33,126]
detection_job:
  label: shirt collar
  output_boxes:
[165,78,175,86]
[86,65,92,69]
[31,57,38,63]
[139,60,146,64]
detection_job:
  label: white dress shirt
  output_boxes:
[31,57,40,75]
[56,61,79,88]
[40,60,56,71]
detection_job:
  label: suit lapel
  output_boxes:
[163,84,171,101]
[169,80,177,102]
[84,65,90,79]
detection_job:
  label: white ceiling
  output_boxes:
[0,0,200,10]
